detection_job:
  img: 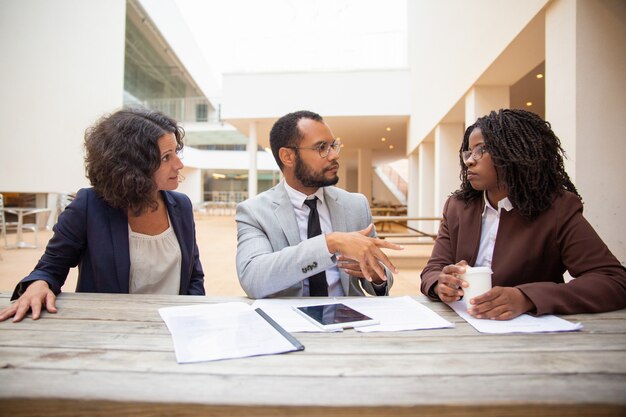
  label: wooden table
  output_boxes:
[1,292,625,416]
[373,216,442,243]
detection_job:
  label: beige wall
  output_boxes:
[407,0,549,153]
[0,0,126,194]
[546,0,626,262]
[407,0,625,263]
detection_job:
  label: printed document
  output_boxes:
[159,302,303,363]
[343,296,454,332]
[252,296,454,333]
[448,301,583,333]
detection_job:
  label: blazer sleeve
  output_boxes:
[235,200,337,299]
[517,195,626,315]
[12,188,89,300]
[420,197,454,300]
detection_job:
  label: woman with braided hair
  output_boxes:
[421,109,626,319]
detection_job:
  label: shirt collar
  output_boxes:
[283,180,326,209]
[481,191,514,216]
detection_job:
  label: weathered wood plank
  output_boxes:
[0,400,624,417]
[2,346,626,377]
[2,328,625,354]
[1,369,625,407]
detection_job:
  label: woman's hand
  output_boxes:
[434,260,468,302]
[467,286,534,320]
[0,280,57,323]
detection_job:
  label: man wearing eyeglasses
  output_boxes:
[236,110,403,298]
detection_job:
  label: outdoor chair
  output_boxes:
[1,193,53,248]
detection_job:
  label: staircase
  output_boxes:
[374,163,408,205]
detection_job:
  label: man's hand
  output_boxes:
[326,224,403,282]
[434,261,468,302]
[337,255,387,284]
[0,280,57,323]
[467,286,534,320]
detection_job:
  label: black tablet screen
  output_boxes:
[297,303,372,325]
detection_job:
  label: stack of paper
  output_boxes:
[447,301,583,333]
[252,296,454,333]
[159,302,303,363]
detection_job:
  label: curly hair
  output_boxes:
[269,110,323,169]
[453,109,580,218]
[84,108,184,215]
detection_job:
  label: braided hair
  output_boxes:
[453,109,581,218]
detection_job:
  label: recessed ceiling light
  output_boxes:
[381,137,387,142]
[536,74,544,79]
[389,145,394,150]
[526,101,533,107]
[386,127,391,132]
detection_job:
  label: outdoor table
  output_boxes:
[2,207,51,249]
[0,292,625,416]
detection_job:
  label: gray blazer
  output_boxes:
[235,182,393,298]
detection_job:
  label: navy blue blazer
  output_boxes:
[12,188,205,300]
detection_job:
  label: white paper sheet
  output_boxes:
[252,297,454,333]
[251,299,343,332]
[448,301,583,334]
[159,302,301,363]
[344,296,454,332]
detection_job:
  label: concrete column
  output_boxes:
[247,121,258,198]
[407,150,420,231]
[336,159,348,190]
[465,86,510,126]
[357,148,373,203]
[546,0,626,263]
[434,123,463,215]
[418,141,435,234]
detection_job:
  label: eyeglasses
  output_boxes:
[286,139,342,158]
[462,145,488,162]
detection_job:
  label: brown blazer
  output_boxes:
[421,191,626,315]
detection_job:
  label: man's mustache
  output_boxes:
[324,163,339,172]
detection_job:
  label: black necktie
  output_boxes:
[304,197,328,296]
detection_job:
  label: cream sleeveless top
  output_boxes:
[128,213,181,294]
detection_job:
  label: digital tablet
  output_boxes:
[293,303,379,331]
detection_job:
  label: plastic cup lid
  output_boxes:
[463,266,492,274]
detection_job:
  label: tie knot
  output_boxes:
[304,197,318,211]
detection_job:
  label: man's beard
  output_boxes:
[294,152,339,188]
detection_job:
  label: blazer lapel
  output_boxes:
[323,187,351,295]
[273,182,301,246]
[164,192,188,295]
[465,199,484,266]
[324,187,347,232]
[108,205,130,293]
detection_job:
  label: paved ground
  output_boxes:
[0,216,432,297]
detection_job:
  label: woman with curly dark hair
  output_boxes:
[1,108,205,323]
[421,109,626,319]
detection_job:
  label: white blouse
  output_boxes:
[128,215,181,295]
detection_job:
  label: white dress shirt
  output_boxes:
[475,192,514,268]
[284,181,344,296]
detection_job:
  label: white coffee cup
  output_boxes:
[460,266,492,308]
